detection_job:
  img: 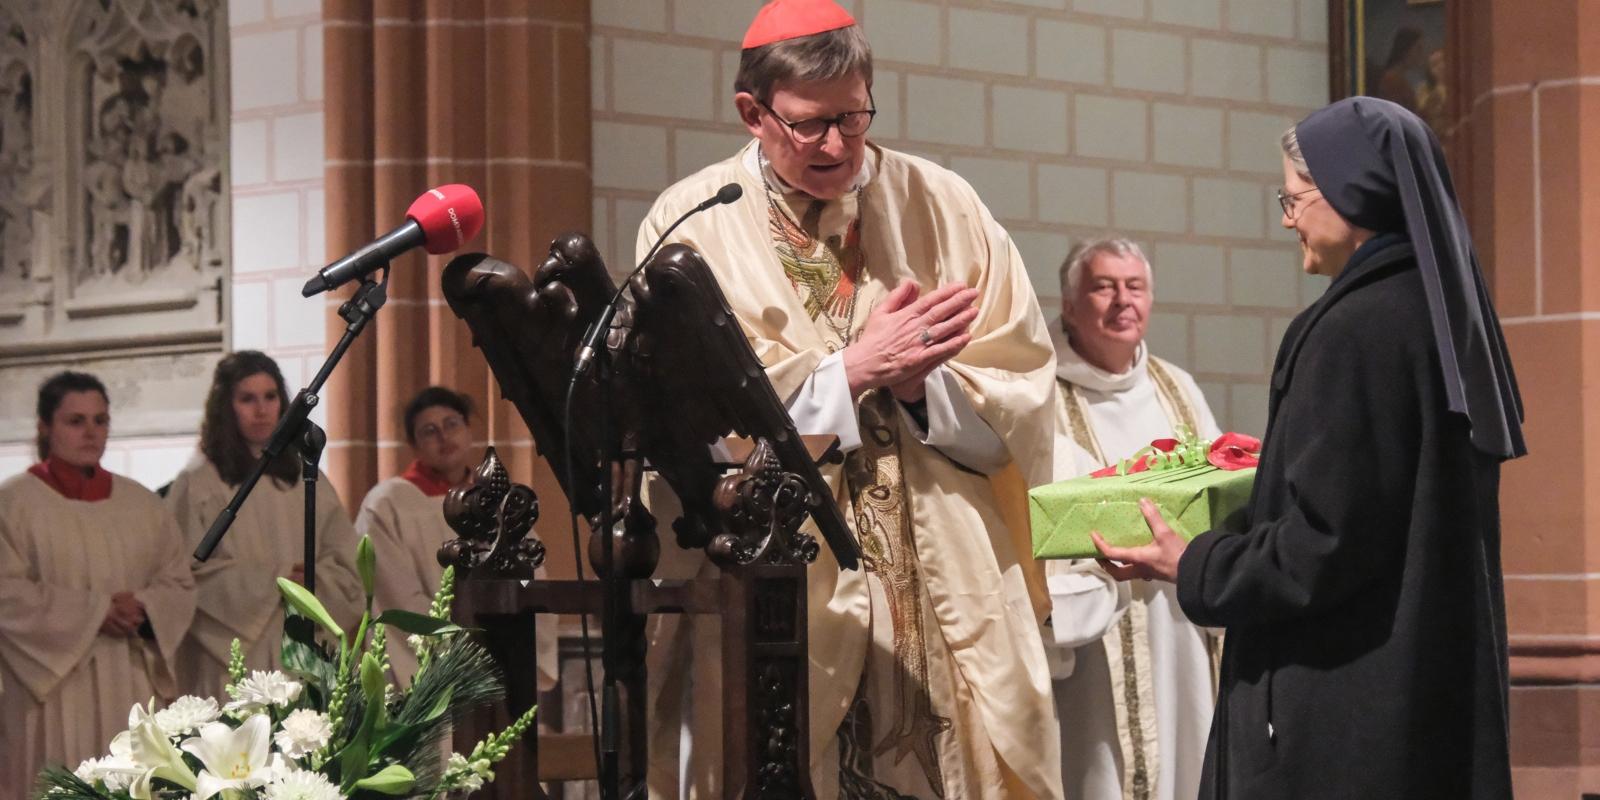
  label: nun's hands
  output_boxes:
[1093,498,1186,583]
[844,281,978,402]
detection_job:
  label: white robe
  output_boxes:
[165,454,364,698]
[638,140,1061,799]
[1045,318,1221,800]
[356,476,558,690]
[0,471,196,792]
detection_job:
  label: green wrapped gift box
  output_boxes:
[1029,464,1256,560]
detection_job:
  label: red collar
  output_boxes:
[400,459,456,497]
[28,456,113,502]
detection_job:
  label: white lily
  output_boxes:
[122,701,198,799]
[181,714,275,800]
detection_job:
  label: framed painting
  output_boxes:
[1329,0,1449,134]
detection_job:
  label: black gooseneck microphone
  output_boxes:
[572,182,743,379]
[563,181,741,798]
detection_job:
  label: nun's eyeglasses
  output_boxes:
[757,96,877,144]
[1276,187,1322,219]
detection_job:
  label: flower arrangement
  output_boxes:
[37,536,535,800]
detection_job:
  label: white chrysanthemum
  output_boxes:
[74,756,134,792]
[72,757,101,781]
[273,709,333,758]
[154,695,222,737]
[263,768,342,800]
[225,670,303,712]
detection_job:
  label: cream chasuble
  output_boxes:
[636,141,1061,800]
[165,454,364,697]
[356,476,558,689]
[1044,319,1221,800]
[0,471,196,791]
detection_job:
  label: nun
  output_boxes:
[1090,96,1525,798]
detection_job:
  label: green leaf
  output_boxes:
[356,535,377,600]
[372,681,453,759]
[417,681,454,723]
[373,609,470,637]
[276,578,345,639]
[340,653,389,790]
[279,622,338,706]
[361,651,384,696]
[351,764,416,794]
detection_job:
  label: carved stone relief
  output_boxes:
[0,3,43,300]
[0,0,228,444]
[0,0,227,362]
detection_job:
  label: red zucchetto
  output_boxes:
[742,0,857,49]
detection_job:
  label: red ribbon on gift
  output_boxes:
[1207,432,1262,470]
[1090,432,1261,478]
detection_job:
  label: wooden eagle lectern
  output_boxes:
[437,233,861,799]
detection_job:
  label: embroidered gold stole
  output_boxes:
[765,190,953,796]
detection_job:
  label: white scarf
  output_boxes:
[1049,315,1148,395]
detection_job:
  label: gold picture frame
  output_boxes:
[1330,0,1449,133]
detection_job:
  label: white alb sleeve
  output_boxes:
[895,366,1010,474]
[783,350,862,453]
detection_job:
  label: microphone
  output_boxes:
[696,182,744,213]
[572,182,744,379]
[302,184,485,297]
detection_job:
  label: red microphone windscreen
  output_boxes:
[407,184,485,255]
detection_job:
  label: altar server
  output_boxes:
[166,350,363,696]
[0,371,196,790]
[357,386,557,690]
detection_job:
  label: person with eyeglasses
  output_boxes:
[633,1,1062,797]
[353,386,555,690]
[1092,97,1523,798]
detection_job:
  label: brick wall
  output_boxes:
[591,0,1330,435]
[227,0,327,424]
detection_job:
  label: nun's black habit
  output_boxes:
[1176,97,1525,799]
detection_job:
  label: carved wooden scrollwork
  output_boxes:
[438,446,546,579]
[709,438,821,569]
[752,659,802,798]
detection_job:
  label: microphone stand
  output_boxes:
[300,422,327,592]
[194,273,390,599]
